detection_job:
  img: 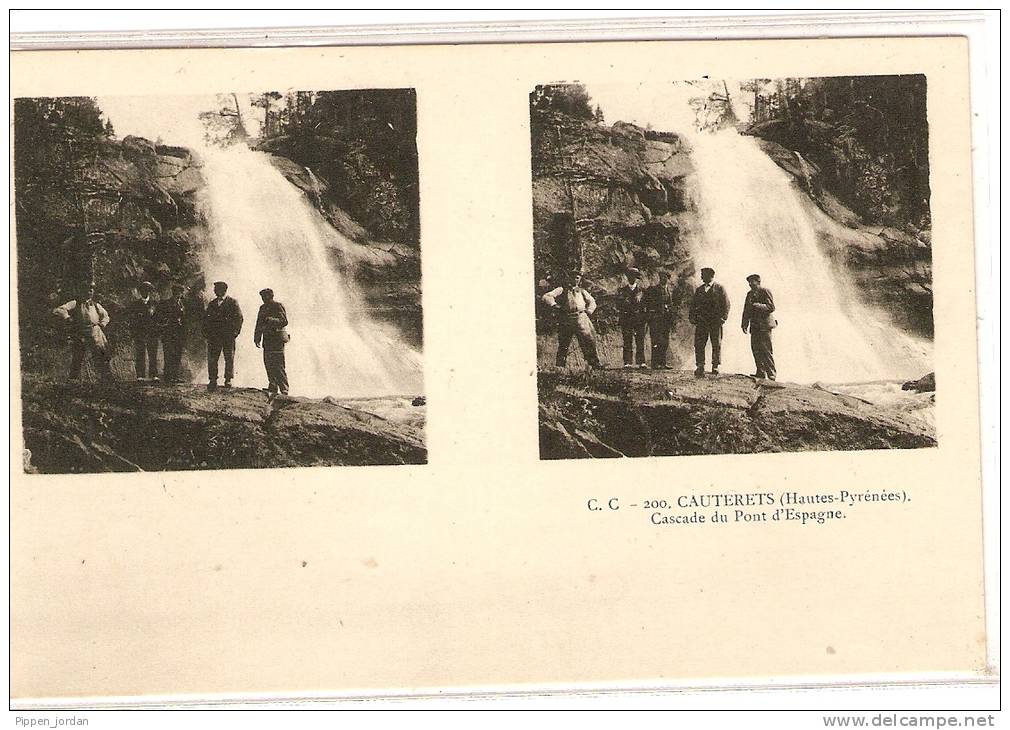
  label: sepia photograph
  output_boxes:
[14,88,426,473]
[533,76,938,459]
[9,25,992,710]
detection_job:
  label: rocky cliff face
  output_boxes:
[16,132,210,379]
[21,378,426,473]
[539,369,935,459]
[532,115,697,316]
[75,135,207,296]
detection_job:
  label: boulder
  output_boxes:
[902,372,936,393]
[121,135,157,158]
[611,120,646,142]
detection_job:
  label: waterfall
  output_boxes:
[197,146,423,398]
[683,128,930,383]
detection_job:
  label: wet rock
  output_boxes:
[20,377,426,473]
[539,369,935,459]
[902,372,936,393]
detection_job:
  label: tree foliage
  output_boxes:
[530,84,595,120]
[14,98,115,301]
[197,93,250,147]
[251,89,420,244]
[746,75,930,228]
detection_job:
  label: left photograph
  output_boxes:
[14,90,426,472]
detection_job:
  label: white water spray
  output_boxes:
[683,129,930,383]
[198,146,423,398]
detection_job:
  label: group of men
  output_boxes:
[52,280,292,395]
[542,266,777,380]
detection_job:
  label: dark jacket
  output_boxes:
[742,286,776,331]
[616,284,647,326]
[643,284,676,321]
[203,295,243,340]
[689,282,730,325]
[128,297,160,339]
[158,296,187,336]
[254,301,289,351]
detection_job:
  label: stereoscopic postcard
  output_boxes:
[9,33,990,703]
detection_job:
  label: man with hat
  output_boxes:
[741,273,777,380]
[158,283,188,383]
[689,267,731,376]
[542,270,602,369]
[643,269,676,369]
[128,280,160,381]
[253,287,290,396]
[616,267,648,368]
[52,281,113,382]
[203,280,243,390]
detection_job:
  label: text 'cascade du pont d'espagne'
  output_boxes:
[585,489,910,527]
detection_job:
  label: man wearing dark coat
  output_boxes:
[158,283,188,383]
[128,281,160,381]
[643,269,676,369]
[741,273,777,380]
[616,267,648,368]
[253,288,290,395]
[203,280,243,390]
[689,267,731,376]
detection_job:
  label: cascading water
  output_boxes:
[584,80,932,386]
[197,146,423,398]
[682,127,930,384]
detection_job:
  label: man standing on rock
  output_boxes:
[741,273,777,380]
[158,283,188,383]
[52,282,113,383]
[689,267,730,377]
[254,288,290,396]
[128,280,160,382]
[203,280,243,390]
[542,270,603,369]
[617,267,648,368]
[644,269,676,369]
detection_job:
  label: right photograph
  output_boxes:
[532,76,938,459]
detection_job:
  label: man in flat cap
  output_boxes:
[689,267,731,376]
[616,267,648,368]
[542,270,602,369]
[158,283,188,383]
[254,287,290,396]
[128,280,160,382]
[52,281,113,382]
[741,273,777,380]
[203,280,243,390]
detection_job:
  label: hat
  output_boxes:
[627,267,642,279]
[259,288,274,297]
[700,267,715,276]
[139,280,154,292]
[213,280,228,288]
[746,273,761,283]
